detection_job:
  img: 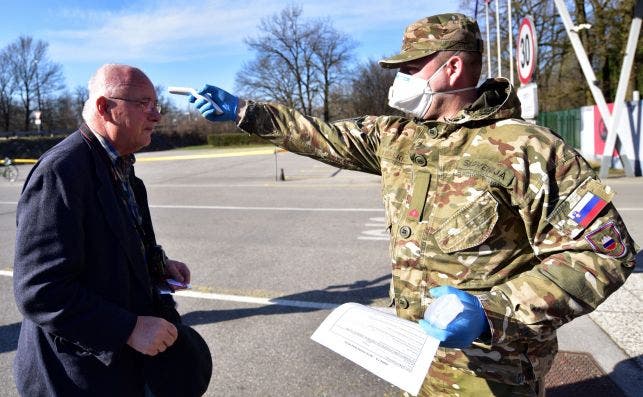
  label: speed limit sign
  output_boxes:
[517,16,537,85]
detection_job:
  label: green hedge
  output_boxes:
[207,133,268,146]
[0,136,67,159]
[0,131,209,160]
[0,131,269,160]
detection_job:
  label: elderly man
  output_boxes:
[188,13,638,396]
[13,64,191,396]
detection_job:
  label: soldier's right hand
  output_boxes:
[126,316,178,356]
[189,84,239,122]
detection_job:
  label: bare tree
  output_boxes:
[236,4,356,120]
[0,49,16,131]
[462,0,643,111]
[350,59,401,116]
[73,85,89,123]
[236,54,300,107]
[310,18,356,121]
[49,92,79,131]
[7,36,64,130]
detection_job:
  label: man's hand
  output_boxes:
[189,84,239,122]
[418,286,490,349]
[165,259,191,289]
[126,316,178,356]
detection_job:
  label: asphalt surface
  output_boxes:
[0,146,641,396]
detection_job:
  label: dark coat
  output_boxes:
[13,126,158,396]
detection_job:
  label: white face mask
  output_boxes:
[387,58,476,118]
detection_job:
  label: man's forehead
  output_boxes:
[110,81,156,97]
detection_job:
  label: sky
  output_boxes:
[0,0,465,109]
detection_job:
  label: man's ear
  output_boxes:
[445,55,464,85]
[96,96,108,115]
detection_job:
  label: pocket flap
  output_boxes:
[434,191,499,253]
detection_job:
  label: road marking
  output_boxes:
[0,270,338,310]
[143,183,379,188]
[174,290,338,310]
[359,216,389,241]
[0,201,382,212]
[10,147,285,165]
[2,200,643,215]
[151,204,382,212]
[137,148,277,162]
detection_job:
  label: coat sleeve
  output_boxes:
[13,155,137,364]
[237,100,383,175]
[478,140,638,345]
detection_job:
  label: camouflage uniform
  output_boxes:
[235,13,638,397]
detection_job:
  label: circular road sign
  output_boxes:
[517,16,537,85]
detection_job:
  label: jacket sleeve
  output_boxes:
[237,100,382,175]
[13,155,137,364]
[479,140,638,345]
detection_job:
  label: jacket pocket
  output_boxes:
[53,335,93,357]
[433,191,499,253]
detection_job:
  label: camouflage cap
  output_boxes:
[379,13,483,68]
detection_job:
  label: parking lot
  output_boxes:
[0,146,641,396]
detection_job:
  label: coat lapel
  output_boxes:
[80,127,152,293]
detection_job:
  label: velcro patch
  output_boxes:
[458,158,514,187]
[568,192,608,227]
[547,177,614,238]
[585,221,627,258]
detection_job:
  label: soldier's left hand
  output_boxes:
[419,286,490,348]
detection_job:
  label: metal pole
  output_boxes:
[485,1,492,77]
[495,0,502,77]
[274,147,278,181]
[554,0,635,177]
[599,0,641,178]
[507,0,514,85]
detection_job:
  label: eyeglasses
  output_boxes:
[109,97,162,113]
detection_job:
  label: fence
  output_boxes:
[537,108,581,148]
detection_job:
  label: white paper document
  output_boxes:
[311,302,439,396]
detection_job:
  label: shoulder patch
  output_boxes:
[459,158,514,187]
[547,177,614,238]
[585,221,627,258]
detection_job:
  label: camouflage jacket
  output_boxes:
[236,78,637,386]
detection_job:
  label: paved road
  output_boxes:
[0,146,640,396]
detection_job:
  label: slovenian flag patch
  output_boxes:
[568,192,608,227]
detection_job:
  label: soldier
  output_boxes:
[187,13,637,397]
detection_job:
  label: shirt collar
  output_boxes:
[89,129,136,169]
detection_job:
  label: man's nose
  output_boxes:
[148,109,161,122]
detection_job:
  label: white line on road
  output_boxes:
[174,290,339,310]
[150,204,382,212]
[7,202,643,213]
[0,201,382,212]
[0,270,339,310]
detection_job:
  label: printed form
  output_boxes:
[311,303,439,396]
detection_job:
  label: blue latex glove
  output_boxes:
[188,84,239,122]
[418,286,490,349]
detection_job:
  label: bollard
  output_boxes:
[279,168,285,181]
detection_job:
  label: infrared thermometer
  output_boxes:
[168,86,223,114]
